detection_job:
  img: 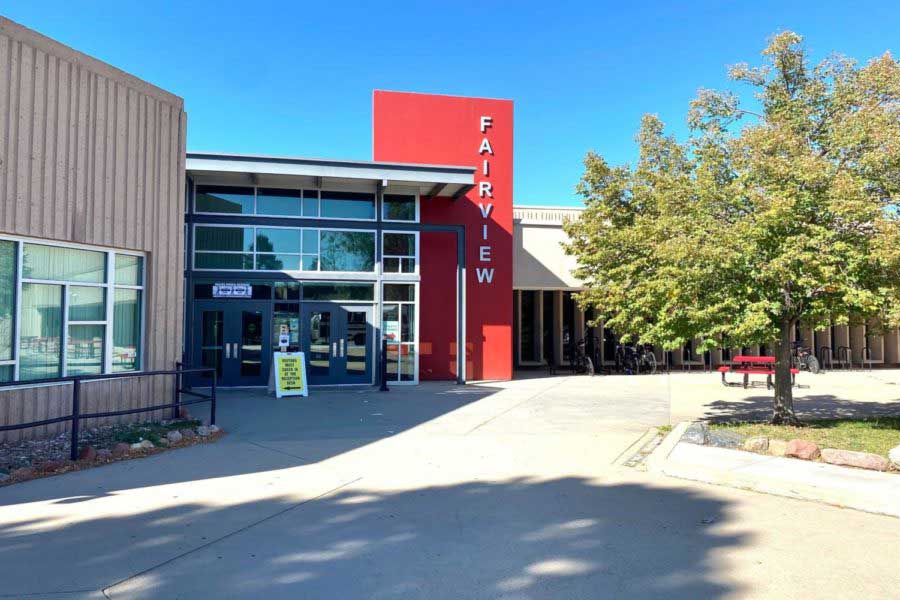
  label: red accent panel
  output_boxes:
[373,91,513,381]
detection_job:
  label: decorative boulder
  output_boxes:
[139,440,154,449]
[767,439,789,457]
[743,437,769,453]
[130,442,144,451]
[889,445,900,470]
[197,425,210,437]
[209,424,220,434]
[707,430,744,449]
[78,445,97,461]
[821,448,889,471]
[180,428,196,440]
[0,472,9,483]
[112,442,131,457]
[166,430,183,444]
[682,422,709,445]
[785,439,821,460]
[96,449,113,459]
[157,437,170,447]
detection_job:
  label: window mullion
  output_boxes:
[13,241,22,381]
[105,252,114,374]
[61,283,69,378]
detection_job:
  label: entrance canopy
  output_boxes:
[187,152,475,198]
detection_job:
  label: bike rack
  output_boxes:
[836,346,853,370]
[817,346,833,372]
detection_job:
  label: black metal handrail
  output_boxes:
[0,366,216,460]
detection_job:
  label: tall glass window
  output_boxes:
[320,191,376,220]
[1,237,144,381]
[256,188,301,216]
[383,283,417,382]
[0,241,16,382]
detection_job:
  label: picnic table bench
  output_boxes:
[717,355,799,389]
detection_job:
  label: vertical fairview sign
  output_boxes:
[373,91,513,381]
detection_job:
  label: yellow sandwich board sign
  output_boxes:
[274,352,308,398]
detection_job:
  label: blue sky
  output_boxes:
[4,1,898,206]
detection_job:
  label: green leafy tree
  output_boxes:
[565,32,899,423]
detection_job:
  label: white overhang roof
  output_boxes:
[186,152,475,198]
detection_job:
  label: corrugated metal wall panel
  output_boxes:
[0,17,186,442]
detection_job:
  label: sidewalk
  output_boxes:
[650,431,900,518]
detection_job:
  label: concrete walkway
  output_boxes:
[1,375,899,598]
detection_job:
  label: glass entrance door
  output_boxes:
[193,301,271,386]
[301,303,373,385]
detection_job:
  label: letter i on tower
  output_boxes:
[477,115,495,284]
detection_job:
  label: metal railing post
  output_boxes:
[69,379,81,461]
[210,370,217,426]
[172,362,181,420]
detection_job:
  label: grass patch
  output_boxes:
[658,425,673,435]
[711,417,900,457]
[114,420,200,446]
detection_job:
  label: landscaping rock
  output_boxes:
[197,425,210,437]
[37,459,65,473]
[96,449,113,459]
[209,424,220,434]
[11,467,34,479]
[166,430,183,444]
[889,445,900,470]
[743,436,769,453]
[130,442,144,451]
[112,442,131,457]
[682,422,709,445]
[78,446,97,461]
[707,430,744,449]
[785,439,821,460]
[768,439,789,457]
[180,429,196,440]
[0,472,9,482]
[821,448,890,471]
[139,440,154,449]
[157,437,170,447]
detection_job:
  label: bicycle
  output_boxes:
[792,339,821,374]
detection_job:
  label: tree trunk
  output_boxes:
[771,317,799,424]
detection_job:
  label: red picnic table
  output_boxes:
[717,355,799,389]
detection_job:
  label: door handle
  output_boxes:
[332,342,338,357]
[340,338,345,357]
[225,343,231,359]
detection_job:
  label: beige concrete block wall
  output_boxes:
[0,18,186,441]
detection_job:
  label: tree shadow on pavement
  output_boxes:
[0,476,749,599]
[701,394,900,423]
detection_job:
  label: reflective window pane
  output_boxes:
[384,233,415,256]
[195,253,254,270]
[195,226,254,252]
[196,185,254,214]
[256,228,300,253]
[383,194,416,221]
[255,254,300,271]
[256,188,301,216]
[301,255,319,271]
[400,344,416,381]
[384,284,414,302]
[0,364,11,382]
[199,310,223,379]
[308,311,331,376]
[115,254,143,285]
[302,283,374,301]
[301,229,318,254]
[346,311,367,375]
[382,304,400,344]
[274,281,300,300]
[0,240,14,361]
[320,191,375,220]
[19,283,62,380]
[67,324,104,375]
[401,258,415,273]
[272,304,300,351]
[23,244,105,283]
[240,311,263,376]
[383,257,400,273]
[302,190,319,217]
[113,289,141,372]
[401,304,415,342]
[319,231,374,272]
[69,286,106,321]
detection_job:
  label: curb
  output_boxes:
[644,421,691,473]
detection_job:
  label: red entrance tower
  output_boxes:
[373,91,514,381]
